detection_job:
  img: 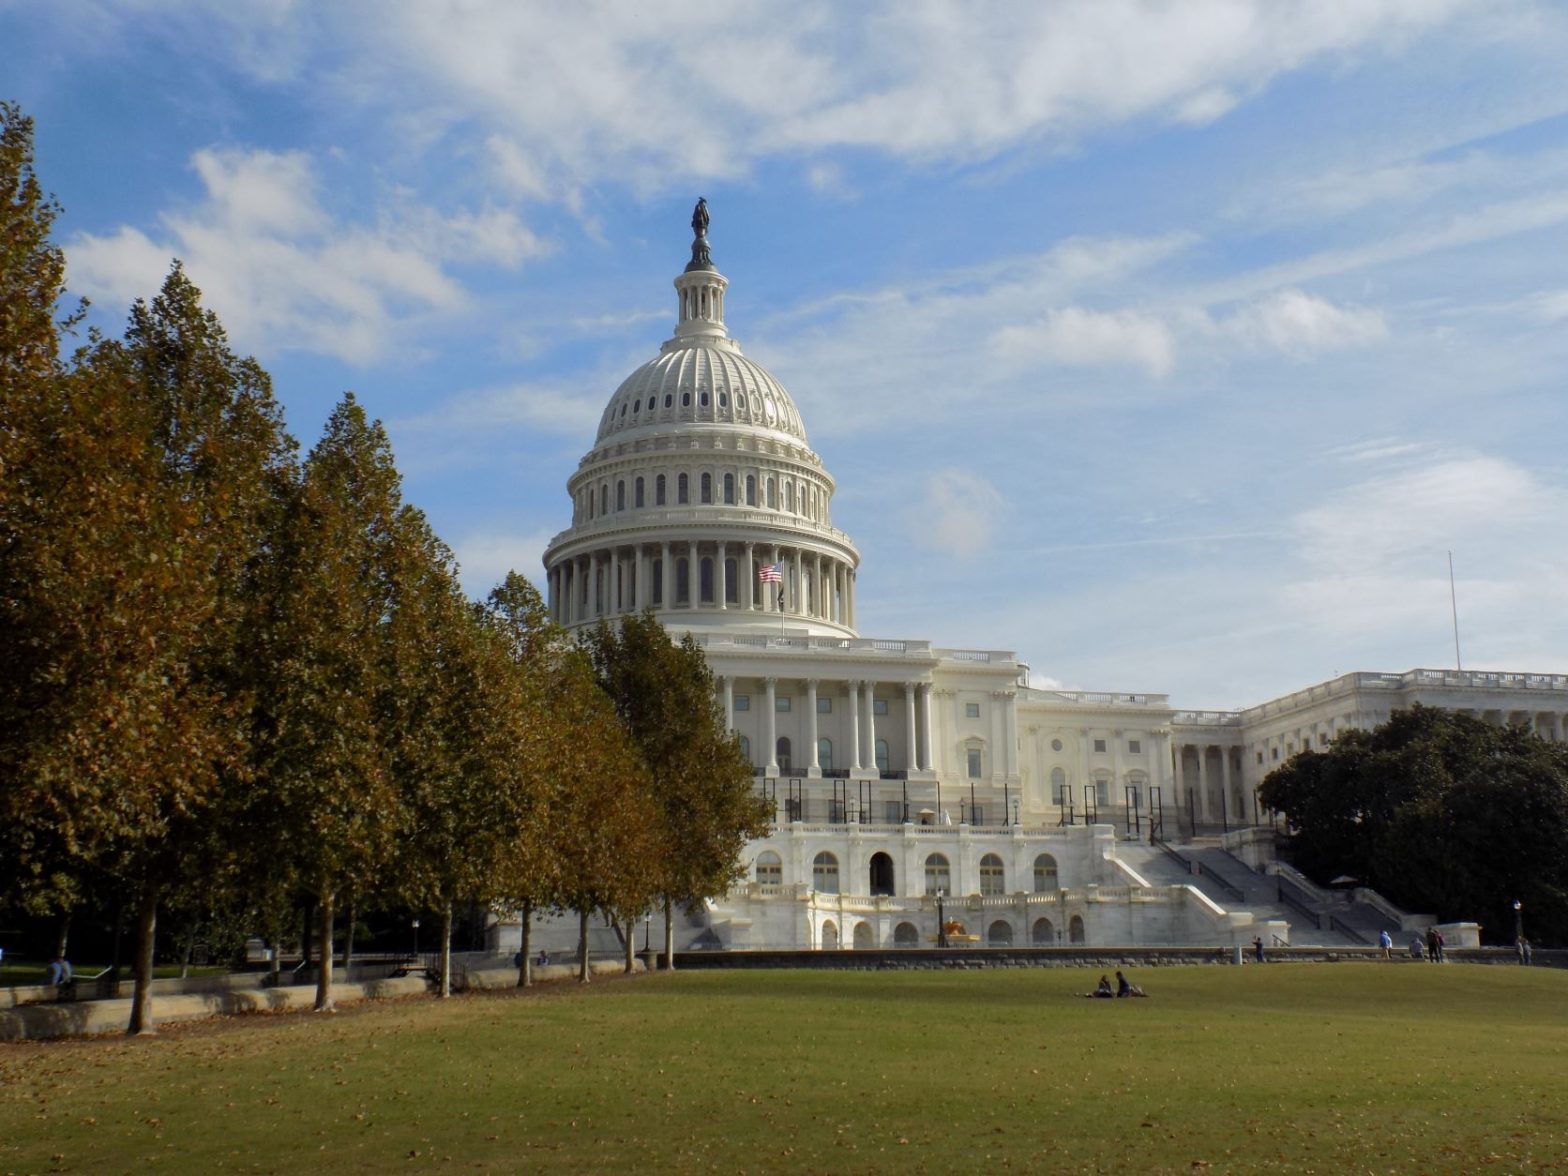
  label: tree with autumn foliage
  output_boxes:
[583,613,768,969]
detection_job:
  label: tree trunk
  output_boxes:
[516,900,533,988]
[313,894,335,1012]
[624,918,635,973]
[663,896,676,972]
[438,901,453,998]
[53,910,71,961]
[342,902,356,983]
[126,891,158,1036]
[578,908,590,984]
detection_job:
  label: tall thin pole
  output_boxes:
[1448,551,1463,671]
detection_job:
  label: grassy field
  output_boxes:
[1,963,1565,1173]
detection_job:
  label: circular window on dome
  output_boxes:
[700,392,710,407]
[1051,739,1063,752]
[664,394,673,409]
[682,392,691,407]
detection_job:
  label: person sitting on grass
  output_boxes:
[1085,974,1114,998]
[1115,970,1147,998]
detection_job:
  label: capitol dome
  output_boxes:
[542,201,860,638]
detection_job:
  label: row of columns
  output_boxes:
[715,676,936,777]
[1173,741,1241,823]
[549,542,856,628]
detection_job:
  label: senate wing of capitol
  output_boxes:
[522,204,1568,954]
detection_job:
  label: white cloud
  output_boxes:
[66,147,546,364]
[453,529,553,598]
[909,470,1006,558]
[1220,289,1389,356]
[993,307,1177,378]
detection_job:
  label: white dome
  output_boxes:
[594,339,808,445]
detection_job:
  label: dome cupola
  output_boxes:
[542,201,860,638]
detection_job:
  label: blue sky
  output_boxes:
[7,0,1568,708]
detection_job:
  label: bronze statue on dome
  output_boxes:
[691,196,709,239]
[686,197,714,271]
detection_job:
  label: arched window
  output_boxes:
[966,745,983,778]
[746,475,756,506]
[634,477,644,508]
[869,852,894,896]
[700,472,713,504]
[1033,854,1059,892]
[723,473,735,504]
[616,480,625,511]
[738,734,750,762]
[676,557,689,605]
[755,851,781,885]
[813,851,839,894]
[651,558,664,605]
[987,920,1014,946]
[1031,917,1055,945]
[587,492,594,520]
[655,474,667,506]
[894,922,920,947]
[1069,915,1086,944]
[980,853,1005,896]
[766,477,776,508]
[924,853,950,896]
[852,922,874,949]
[821,920,838,949]
[724,558,738,603]
[776,737,792,772]
[600,484,608,514]
[817,737,833,771]
[1094,775,1111,805]
[663,393,673,409]
[681,391,691,407]
[1050,767,1068,805]
[875,738,889,772]
[678,473,689,504]
[700,557,714,603]
[786,482,795,512]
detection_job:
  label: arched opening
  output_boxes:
[700,557,714,604]
[980,853,1005,896]
[818,737,833,771]
[1031,917,1055,945]
[875,738,890,773]
[1069,915,1086,944]
[1050,767,1067,805]
[677,472,689,504]
[766,477,776,508]
[776,737,792,773]
[820,920,838,950]
[655,473,667,506]
[746,474,756,506]
[700,472,713,504]
[755,851,781,885]
[869,852,894,897]
[616,480,625,511]
[1033,854,1059,892]
[987,920,1014,946]
[924,853,950,896]
[813,852,839,894]
[723,473,735,504]
[634,477,645,508]
[599,484,608,514]
[852,922,874,950]
[893,921,919,948]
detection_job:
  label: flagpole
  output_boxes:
[1448,551,1462,672]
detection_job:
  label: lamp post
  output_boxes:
[1514,899,1524,944]
[643,912,652,952]
[936,889,947,949]
[412,918,420,959]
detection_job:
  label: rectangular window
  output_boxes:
[885,800,905,824]
[1271,747,1280,761]
[1128,739,1141,754]
[817,697,832,714]
[1256,751,1264,765]
[734,695,750,712]
[964,702,980,718]
[1093,738,1107,753]
[776,696,791,712]
[873,699,888,716]
[966,748,982,778]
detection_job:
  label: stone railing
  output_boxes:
[546,506,858,551]
[694,634,935,658]
[1026,690,1168,708]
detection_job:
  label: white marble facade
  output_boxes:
[535,214,1568,950]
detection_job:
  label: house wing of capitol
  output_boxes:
[528,204,1568,954]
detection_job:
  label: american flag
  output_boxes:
[758,562,783,584]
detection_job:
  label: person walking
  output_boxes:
[1379,929,1393,960]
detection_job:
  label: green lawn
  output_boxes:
[1,963,1564,1172]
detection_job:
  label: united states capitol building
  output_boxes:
[531,206,1568,952]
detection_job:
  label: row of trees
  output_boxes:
[1260,704,1568,945]
[0,103,767,1032]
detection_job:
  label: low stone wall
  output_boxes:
[672,945,1558,970]
[462,958,644,990]
[0,975,429,1042]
